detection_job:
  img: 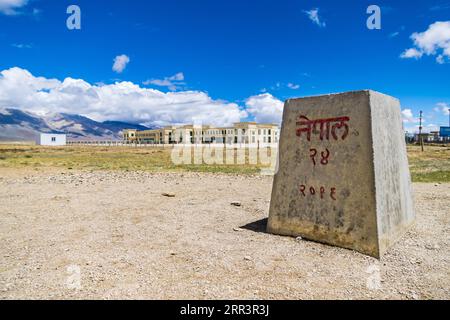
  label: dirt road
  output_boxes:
[0,169,449,299]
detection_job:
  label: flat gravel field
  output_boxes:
[0,169,449,299]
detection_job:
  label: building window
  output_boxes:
[268,129,271,135]
[51,137,56,142]
[258,129,261,135]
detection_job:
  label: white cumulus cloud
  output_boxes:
[401,109,415,123]
[0,67,251,128]
[0,0,28,15]
[400,48,423,59]
[112,54,130,73]
[401,21,450,64]
[245,93,284,124]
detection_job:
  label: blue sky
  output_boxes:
[0,0,449,132]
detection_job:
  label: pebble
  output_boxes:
[231,201,242,207]
[162,193,176,197]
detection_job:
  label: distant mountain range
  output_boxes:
[0,108,151,141]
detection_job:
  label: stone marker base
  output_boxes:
[267,90,415,258]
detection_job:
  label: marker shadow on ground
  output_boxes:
[240,218,268,234]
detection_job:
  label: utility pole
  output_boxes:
[419,110,424,152]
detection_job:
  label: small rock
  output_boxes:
[295,236,303,242]
[231,201,242,207]
[162,193,175,197]
[244,256,252,261]
[425,244,440,250]
[408,291,419,300]
[233,227,242,232]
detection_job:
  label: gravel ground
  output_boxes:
[0,168,449,300]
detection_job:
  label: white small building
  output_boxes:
[38,133,67,146]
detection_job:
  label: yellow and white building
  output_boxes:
[123,122,279,145]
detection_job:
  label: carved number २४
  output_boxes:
[309,148,330,166]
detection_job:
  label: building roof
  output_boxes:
[40,132,66,136]
[124,122,280,133]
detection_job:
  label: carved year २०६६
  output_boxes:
[299,185,337,201]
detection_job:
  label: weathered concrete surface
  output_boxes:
[267,90,415,258]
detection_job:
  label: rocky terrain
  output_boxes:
[0,168,449,299]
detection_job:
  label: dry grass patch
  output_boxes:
[0,144,449,181]
[407,145,450,182]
